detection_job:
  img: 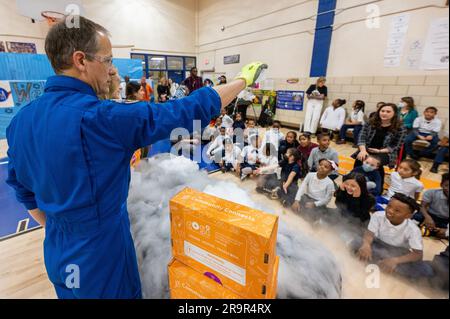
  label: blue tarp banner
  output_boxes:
[0,53,55,80]
[113,58,143,79]
[0,53,143,80]
[0,53,143,138]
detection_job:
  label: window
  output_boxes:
[185,57,196,70]
[131,53,196,81]
[148,56,166,70]
[167,56,184,70]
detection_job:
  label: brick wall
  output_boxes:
[262,75,449,132]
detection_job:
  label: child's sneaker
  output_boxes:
[255,187,265,194]
[282,199,290,208]
[420,225,432,237]
[270,187,280,199]
[241,174,248,181]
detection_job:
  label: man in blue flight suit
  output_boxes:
[5,16,267,299]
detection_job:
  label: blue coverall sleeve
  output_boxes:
[102,87,222,151]
[5,154,38,210]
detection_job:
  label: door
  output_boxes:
[168,70,184,85]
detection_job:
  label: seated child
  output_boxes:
[202,117,222,143]
[404,107,442,160]
[355,193,434,279]
[333,172,376,224]
[375,159,423,211]
[319,98,347,139]
[243,118,258,146]
[237,134,259,181]
[297,133,318,175]
[276,148,302,207]
[429,225,449,291]
[255,143,281,193]
[431,133,449,173]
[231,112,246,147]
[207,126,228,163]
[220,138,241,173]
[308,133,339,180]
[255,148,301,207]
[292,159,336,222]
[232,112,246,131]
[278,131,300,161]
[220,108,234,134]
[337,100,365,146]
[261,119,284,151]
[413,173,449,238]
[351,155,382,196]
[173,132,201,158]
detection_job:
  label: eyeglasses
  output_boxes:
[85,54,113,66]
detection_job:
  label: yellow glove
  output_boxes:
[235,61,268,87]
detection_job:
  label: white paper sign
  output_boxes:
[0,81,14,108]
[405,40,424,70]
[421,17,449,70]
[384,14,410,68]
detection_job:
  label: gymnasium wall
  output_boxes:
[197,0,449,131]
[0,0,197,58]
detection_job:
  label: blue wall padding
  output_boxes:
[309,0,336,77]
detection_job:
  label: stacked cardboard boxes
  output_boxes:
[168,187,279,299]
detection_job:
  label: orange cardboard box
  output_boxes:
[170,187,278,299]
[168,257,280,299]
[168,259,240,299]
[267,256,279,299]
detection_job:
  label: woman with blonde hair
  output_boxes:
[157,76,170,102]
[302,77,327,135]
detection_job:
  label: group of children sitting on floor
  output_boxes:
[202,110,448,288]
[333,98,448,174]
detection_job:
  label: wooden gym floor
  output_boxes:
[0,132,448,299]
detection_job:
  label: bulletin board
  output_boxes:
[276,90,304,111]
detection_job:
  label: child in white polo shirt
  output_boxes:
[292,159,336,222]
[404,106,442,160]
[220,138,241,173]
[237,134,259,180]
[261,120,284,151]
[375,159,423,211]
[356,193,434,279]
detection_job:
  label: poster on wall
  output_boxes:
[6,41,37,54]
[251,89,277,122]
[384,14,410,68]
[0,81,14,108]
[405,40,424,70]
[421,17,449,70]
[10,81,46,107]
[0,41,5,52]
[252,90,276,107]
[223,54,240,64]
[276,90,304,111]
